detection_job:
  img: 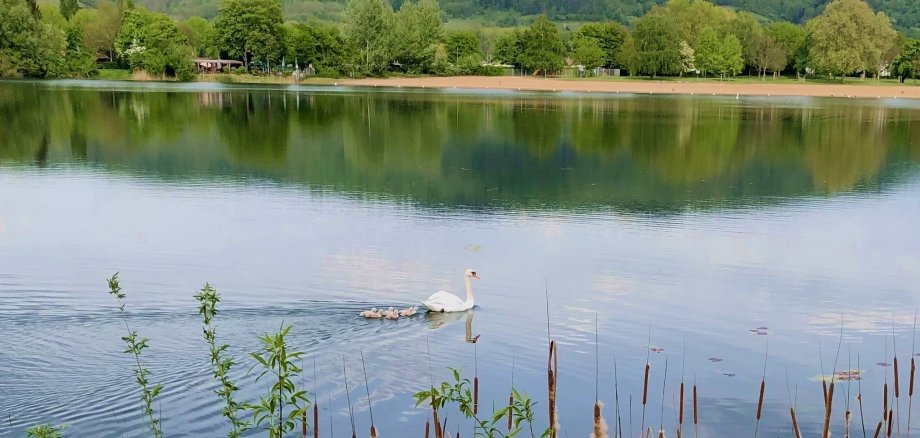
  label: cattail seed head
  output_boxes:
[823,381,835,438]
[895,357,901,398]
[679,383,685,425]
[693,385,699,425]
[790,407,802,438]
[643,364,651,406]
[910,358,916,397]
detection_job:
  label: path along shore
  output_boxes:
[341,75,920,100]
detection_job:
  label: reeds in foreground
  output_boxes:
[548,340,558,438]
[107,273,163,438]
[693,380,698,438]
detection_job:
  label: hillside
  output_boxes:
[126,0,920,34]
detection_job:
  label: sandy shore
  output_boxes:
[342,75,920,99]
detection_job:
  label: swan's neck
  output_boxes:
[464,276,474,307]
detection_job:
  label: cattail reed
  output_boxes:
[876,420,884,438]
[313,402,318,438]
[896,357,901,398]
[790,407,802,438]
[592,401,608,438]
[659,356,669,436]
[823,381,835,438]
[425,420,430,438]
[754,341,767,438]
[693,382,698,438]
[473,343,479,416]
[884,383,889,421]
[910,311,918,438]
[360,351,377,438]
[859,354,867,438]
[342,357,357,438]
[302,410,307,438]
[473,376,479,416]
[640,362,650,435]
[508,351,515,432]
[313,358,318,438]
[548,340,558,438]
[678,382,684,432]
[507,392,513,431]
[910,357,916,437]
[888,409,893,437]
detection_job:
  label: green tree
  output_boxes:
[179,16,213,58]
[768,21,805,73]
[445,31,481,64]
[518,14,565,75]
[617,34,639,74]
[693,26,721,77]
[720,11,763,72]
[660,0,733,45]
[632,11,682,77]
[0,0,67,78]
[116,8,195,80]
[571,35,605,70]
[679,40,695,74]
[492,29,523,65]
[212,0,285,69]
[806,0,898,79]
[60,0,78,20]
[892,39,920,80]
[285,22,347,73]
[388,0,443,73]
[719,34,744,77]
[343,0,393,74]
[573,21,627,68]
[751,33,786,77]
[72,1,122,62]
[64,20,98,76]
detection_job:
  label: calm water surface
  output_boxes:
[1,80,919,437]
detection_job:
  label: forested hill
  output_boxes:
[131,0,920,33]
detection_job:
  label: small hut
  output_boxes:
[194,59,243,73]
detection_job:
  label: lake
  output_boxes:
[1,80,919,437]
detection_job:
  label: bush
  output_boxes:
[315,67,341,79]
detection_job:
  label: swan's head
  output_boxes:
[464,269,480,280]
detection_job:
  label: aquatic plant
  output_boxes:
[107,273,163,438]
[414,368,550,438]
[247,322,311,438]
[194,283,248,437]
[25,424,63,438]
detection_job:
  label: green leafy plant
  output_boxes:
[194,283,248,437]
[25,424,64,438]
[414,368,550,438]
[107,273,163,438]
[247,322,311,438]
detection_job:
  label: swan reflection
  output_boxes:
[424,309,479,343]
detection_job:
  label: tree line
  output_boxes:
[3,0,920,82]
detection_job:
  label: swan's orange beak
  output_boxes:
[472,273,480,279]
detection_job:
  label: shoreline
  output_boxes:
[340,75,920,100]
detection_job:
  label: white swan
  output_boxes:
[422,269,479,312]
